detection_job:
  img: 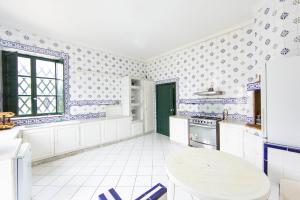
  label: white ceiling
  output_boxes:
[0,0,262,60]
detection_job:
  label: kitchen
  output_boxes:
[0,0,300,200]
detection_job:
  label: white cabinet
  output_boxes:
[117,117,131,140]
[23,128,55,161]
[132,121,143,136]
[103,119,118,143]
[220,122,265,170]
[55,125,80,155]
[220,123,244,158]
[244,128,264,170]
[143,80,155,133]
[170,116,189,146]
[80,121,103,148]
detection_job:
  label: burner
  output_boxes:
[189,116,222,126]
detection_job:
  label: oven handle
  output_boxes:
[190,140,216,147]
[189,123,216,129]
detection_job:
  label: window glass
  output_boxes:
[36,60,55,78]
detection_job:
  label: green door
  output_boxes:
[156,83,176,136]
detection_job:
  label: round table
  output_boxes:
[165,148,270,200]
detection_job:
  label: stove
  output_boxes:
[189,116,222,127]
[188,116,222,149]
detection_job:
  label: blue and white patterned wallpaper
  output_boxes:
[146,0,300,121]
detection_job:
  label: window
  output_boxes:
[2,52,64,117]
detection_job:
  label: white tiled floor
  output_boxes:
[32,133,280,200]
[32,133,185,200]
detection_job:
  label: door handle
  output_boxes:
[170,108,174,112]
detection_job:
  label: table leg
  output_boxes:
[168,180,175,200]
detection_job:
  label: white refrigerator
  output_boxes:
[264,56,300,147]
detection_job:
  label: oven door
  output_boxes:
[189,124,217,149]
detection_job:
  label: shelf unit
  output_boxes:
[121,76,143,122]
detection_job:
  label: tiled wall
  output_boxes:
[146,0,300,121]
[0,24,146,123]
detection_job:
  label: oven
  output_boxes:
[189,117,220,150]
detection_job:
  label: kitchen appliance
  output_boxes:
[263,56,300,147]
[189,116,222,149]
[16,143,32,200]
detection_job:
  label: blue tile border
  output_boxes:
[179,97,247,105]
[247,81,261,91]
[263,142,300,174]
[69,100,120,106]
[178,111,254,123]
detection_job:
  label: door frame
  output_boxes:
[155,78,179,133]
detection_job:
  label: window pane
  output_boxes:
[18,77,31,95]
[57,80,63,96]
[18,57,31,76]
[56,63,64,80]
[36,78,56,95]
[37,96,56,114]
[36,60,55,78]
[57,96,64,113]
[18,96,32,115]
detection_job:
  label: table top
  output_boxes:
[166,148,270,200]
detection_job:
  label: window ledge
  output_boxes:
[13,114,63,120]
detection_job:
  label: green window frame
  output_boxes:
[2,51,64,117]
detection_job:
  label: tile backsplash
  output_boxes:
[0,0,299,124]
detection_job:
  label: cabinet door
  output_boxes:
[23,128,54,161]
[170,117,189,146]
[55,125,80,155]
[143,80,154,133]
[244,129,264,170]
[103,119,117,143]
[117,117,131,140]
[80,121,103,148]
[220,124,244,158]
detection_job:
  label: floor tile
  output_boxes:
[51,186,79,200]
[71,187,97,200]
[34,176,58,186]
[83,175,104,187]
[135,176,152,187]
[137,166,152,175]
[50,175,73,187]
[65,176,89,186]
[31,185,45,197]
[100,175,120,187]
[118,175,136,187]
[33,186,61,200]
[115,187,133,200]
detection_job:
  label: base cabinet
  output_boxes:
[80,121,103,147]
[103,119,118,143]
[23,128,55,161]
[170,116,189,146]
[132,121,143,136]
[220,123,244,158]
[22,117,133,162]
[220,122,264,170]
[117,117,131,140]
[55,125,80,155]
